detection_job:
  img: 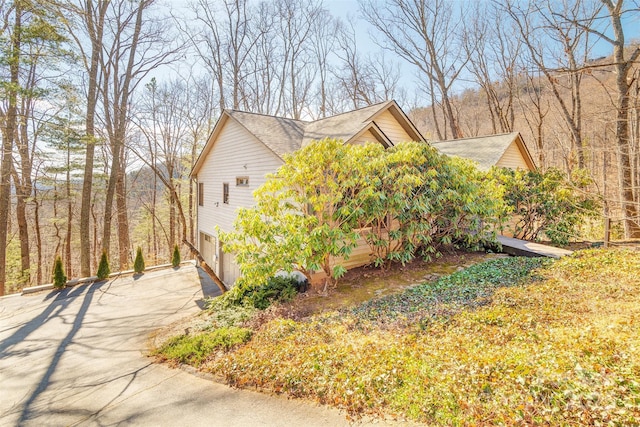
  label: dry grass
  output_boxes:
[157,249,640,425]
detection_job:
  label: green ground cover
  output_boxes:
[156,250,640,425]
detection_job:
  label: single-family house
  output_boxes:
[191,100,426,286]
[191,102,536,287]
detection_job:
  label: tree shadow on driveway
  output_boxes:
[0,281,106,357]
[0,280,107,425]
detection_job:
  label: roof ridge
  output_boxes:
[310,100,392,124]
[433,131,517,143]
[226,109,309,124]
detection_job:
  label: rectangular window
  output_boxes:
[198,182,204,206]
[223,183,229,204]
[236,176,249,186]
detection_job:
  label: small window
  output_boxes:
[223,183,229,204]
[198,182,204,206]
[236,176,249,186]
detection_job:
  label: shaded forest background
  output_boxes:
[1,0,639,295]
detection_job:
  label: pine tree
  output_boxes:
[97,250,110,279]
[172,244,181,267]
[134,247,145,273]
[52,256,67,289]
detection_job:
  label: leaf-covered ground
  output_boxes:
[157,250,640,425]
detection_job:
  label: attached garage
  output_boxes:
[199,232,216,269]
[220,249,241,287]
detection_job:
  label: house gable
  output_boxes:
[364,101,425,143]
[432,132,536,171]
[495,134,536,170]
[195,117,283,236]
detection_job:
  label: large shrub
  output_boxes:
[490,167,599,245]
[221,139,502,290]
[221,138,363,289]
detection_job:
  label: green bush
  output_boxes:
[222,139,503,290]
[52,256,67,289]
[240,275,306,309]
[208,275,306,311]
[96,250,110,279]
[172,244,181,267]
[133,247,145,273]
[155,327,253,366]
[489,167,599,245]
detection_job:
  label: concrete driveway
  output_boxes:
[0,264,396,427]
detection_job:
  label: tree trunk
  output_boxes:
[14,178,30,286]
[183,239,227,294]
[615,73,640,237]
[80,0,108,278]
[102,141,120,256]
[116,162,130,269]
[605,0,640,238]
[34,187,43,286]
[65,143,72,278]
[0,3,22,296]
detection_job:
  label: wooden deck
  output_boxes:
[497,236,573,259]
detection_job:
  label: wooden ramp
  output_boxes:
[497,236,573,259]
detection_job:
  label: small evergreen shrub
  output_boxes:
[97,250,110,279]
[240,275,306,310]
[172,244,181,267]
[134,247,145,273]
[52,256,67,289]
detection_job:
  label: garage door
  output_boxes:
[199,232,215,267]
[221,250,241,287]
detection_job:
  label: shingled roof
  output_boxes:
[226,101,399,158]
[191,100,425,177]
[226,110,305,158]
[431,132,535,171]
[300,102,395,148]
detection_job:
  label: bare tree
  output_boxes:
[518,69,551,167]
[135,77,190,253]
[311,9,338,118]
[61,0,109,277]
[185,0,258,112]
[240,1,278,114]
[273,0,322,119]
[333,20,376,109]
[98,0,177,269]
[360,0,468,139]
[596,0,640,237]
[465,3,522,134]
[504,0,601,170]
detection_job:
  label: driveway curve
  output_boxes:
[0,264,403,426]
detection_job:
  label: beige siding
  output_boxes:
[350,129,378,146]
[374,110,413,143]
[330,234,373,271]
[196,119,283,284]
[496,142,529,170]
